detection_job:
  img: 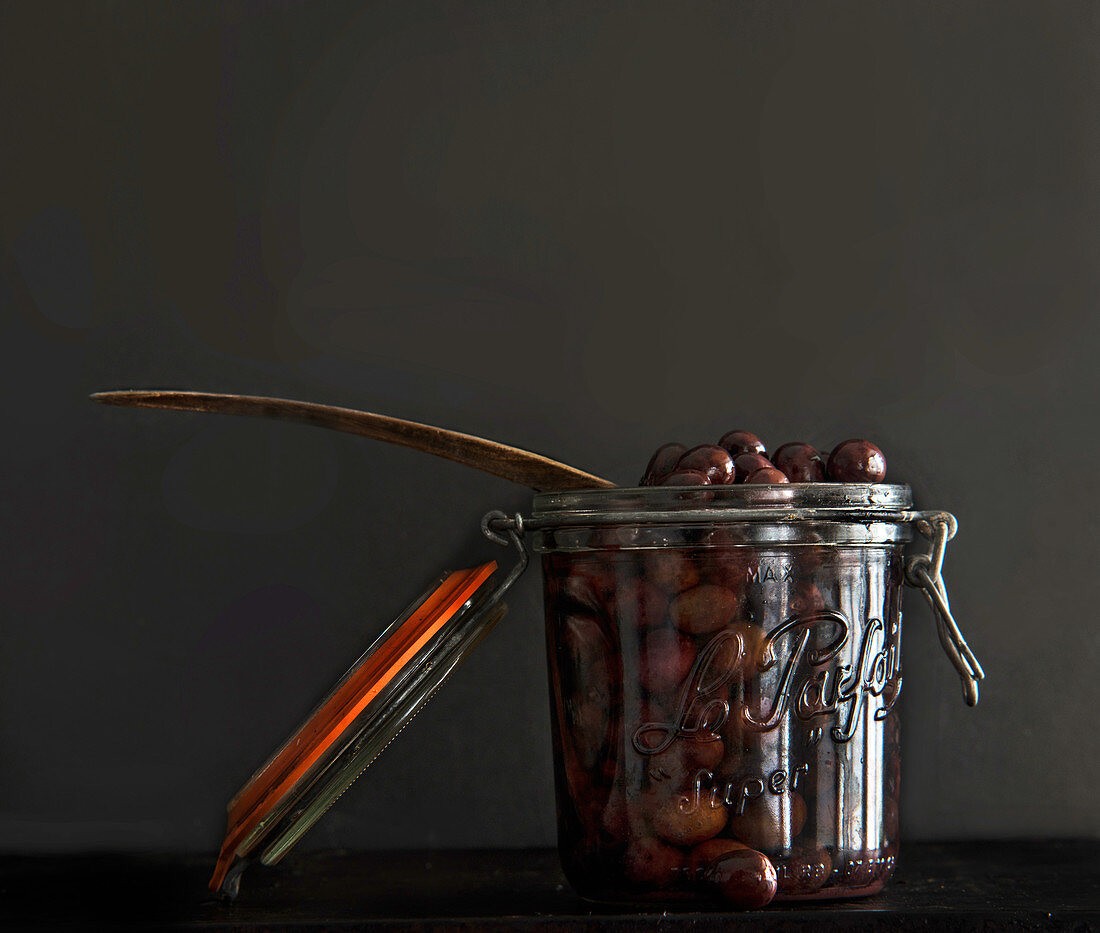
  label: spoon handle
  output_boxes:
[91,390,614,492]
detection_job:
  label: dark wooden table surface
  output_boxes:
[1,841,1096,931]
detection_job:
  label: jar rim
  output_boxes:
[530,483,913,529]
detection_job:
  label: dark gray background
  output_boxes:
[1,0,1097,855]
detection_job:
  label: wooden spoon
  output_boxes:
[91,390,614,492]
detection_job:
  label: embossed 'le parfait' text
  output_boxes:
[632,610,901,755]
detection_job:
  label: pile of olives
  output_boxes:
[639,432,887,487]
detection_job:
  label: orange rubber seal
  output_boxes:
[209,561,497,893]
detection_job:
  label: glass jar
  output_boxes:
[530,483,975,908]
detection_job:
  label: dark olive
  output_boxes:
[649,790,728,846]
[745,467,790,484]
[775,845,833,896]
[643,550,702,594]
[553,560,617,616]
[660,469,712,486]
[718,430,767,457]
[702,845,778,908]
[669,583,741,635]
[700,547,753,591]
[640,628,697,696]
[688,839,750,880]
[640,442,688,486]
[827,439,887,483]
[772,442,826,483]
[621,836,685,887]
[838,854,878,887]
[731,452,773,482]
[677,445,736,485]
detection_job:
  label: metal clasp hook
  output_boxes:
[479,510,530,605]
[905,511,984,706]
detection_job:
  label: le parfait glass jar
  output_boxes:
[527,482,980,908]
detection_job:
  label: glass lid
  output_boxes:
[209,560,510,897]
